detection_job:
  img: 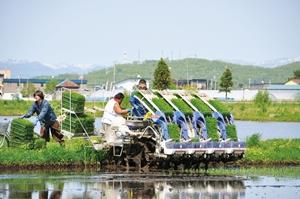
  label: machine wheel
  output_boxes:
[0,134,9,148]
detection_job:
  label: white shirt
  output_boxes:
[102,98,125,125]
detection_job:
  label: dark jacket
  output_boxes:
[23,100,57,125]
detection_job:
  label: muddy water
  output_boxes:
[0,171,299,199]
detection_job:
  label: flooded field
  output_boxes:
[0,169,299,199]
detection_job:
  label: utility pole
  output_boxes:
[186,62,189,86]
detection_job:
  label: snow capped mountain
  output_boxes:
[0,59,105,78]
[221,57,300,68]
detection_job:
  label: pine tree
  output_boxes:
[153,58,172,90]
[219,67,233,100]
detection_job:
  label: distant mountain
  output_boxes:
[48,58,300,88]
[223,57,300,68]
[0,59,105,78]
[2,58,300,88]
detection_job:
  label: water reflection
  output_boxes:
[0,174,245,199]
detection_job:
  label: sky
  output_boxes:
[0,0,299,67]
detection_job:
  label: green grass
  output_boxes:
[190,98,212,117]
[171,98,194,116]
[0,136,300,167]
[205,117,219,141]
[206,167,300,178]
[244,138,300,164]
[227,101,300,122]
[0,137,106,166]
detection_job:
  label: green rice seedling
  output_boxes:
[167,124,180,141]
[62,91,85,114]
[152,98,174,116]
[205,117,219,141]
[10,119,34,148]
[62,114,95,135]
[171,98,193,116]
[190,98,212,117]
[226,124,237,141]
[209,99,231,117]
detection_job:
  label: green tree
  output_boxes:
[153,58,172,90]
[21,83,36,97]
[219,67,233,100]
[254,90,271,113]
[45,79,59,94]
[294,70,300,78]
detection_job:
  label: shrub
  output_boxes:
[171,98,193,116]
[205,117,219,141]
[152,98,174,116]
[62,91,85,114]
[226,124,237,141]
[190,98,212,117]
[167,124,180,141]
[246,133,261,147]
[254,90,271,113]
[62,114,95,135]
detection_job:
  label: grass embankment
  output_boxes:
[206,167,300,178]
[242,135,300,165]
[227,101,300,122]
[0,137,106,168]
[0,100,105,117]
[0,135,299,168]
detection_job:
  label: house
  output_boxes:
[2,78,87,93]
[265,84,300,100]
[56,79,80,90]
[177,79,207,89]
[285,78,300,85]
[114,78,150,91]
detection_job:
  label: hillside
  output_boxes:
[44,58,300,87]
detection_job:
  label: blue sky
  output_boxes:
[0,0,299,66]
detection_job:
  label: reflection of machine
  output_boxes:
[100,90,245,170]
[0,174,246,199]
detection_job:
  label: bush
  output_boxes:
[10,119,34,148]
[62,114,95,135]
[167,124,180,141]
[190,98,212,117]
[246,133,261,147]
[171,98,193,116]
[62,91,85,114]
[205,117,219,141]
[254,90,271,113]
[152,98,174,116]
[226,124,237,141]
